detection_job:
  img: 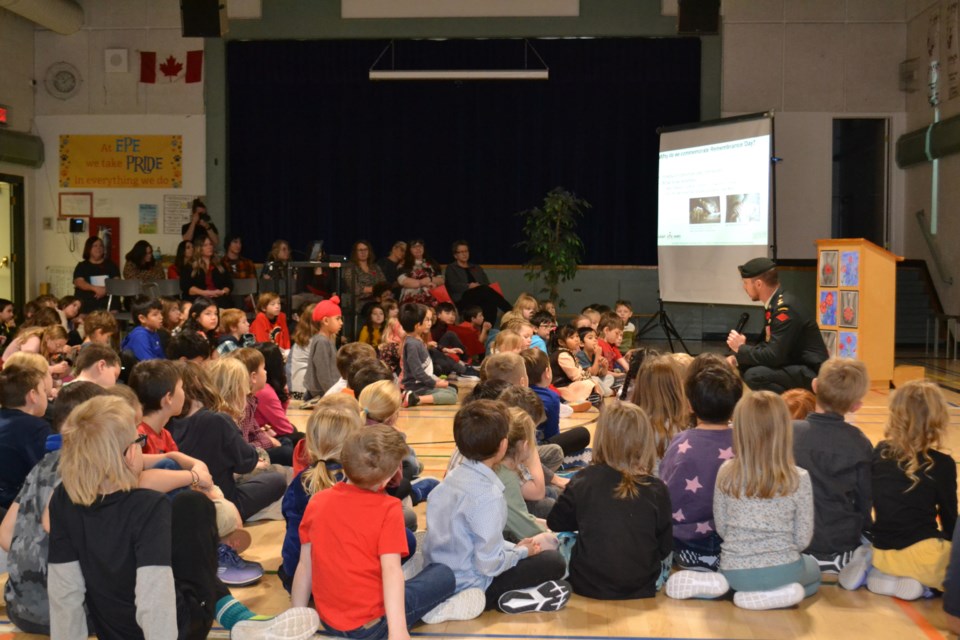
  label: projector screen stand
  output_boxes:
[636,298,689,354]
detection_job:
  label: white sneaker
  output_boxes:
[230,607,320,639]
[838,544,873,591]
[733,583,805,610]
[421,588,486,624]
[866,569,925,600]
[665,570,729,600]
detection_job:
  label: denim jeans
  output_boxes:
[320,563,456,639]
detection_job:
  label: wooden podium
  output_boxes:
[815,239,900,386]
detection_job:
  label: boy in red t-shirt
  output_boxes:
[128,359,185,455]
[292,425,468,637]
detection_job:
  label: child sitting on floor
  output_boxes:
[120,296,165,362]
[548,401,673,600]
[280,395,363,591]
[250,291,291,353]
[292,424,462,633]
[839,380,956,600]
[666,391,820,610]
[425,400,571,614]
[48,396,319,639]
[215,308,255,356]
[628,354,689,468]
[793,357,873,574]
[659,363,742,571]
[305,296,343,399]
[399,303,457,406]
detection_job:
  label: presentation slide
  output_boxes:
[657,116,773,306]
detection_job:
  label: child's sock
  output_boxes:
[665,570,729,600]
[866,569,926,601]
[215,596,256,630]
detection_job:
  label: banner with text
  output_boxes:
[59,135,183,189]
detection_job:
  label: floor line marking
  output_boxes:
[894,598,946,640]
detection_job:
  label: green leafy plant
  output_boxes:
[517,187,590,308]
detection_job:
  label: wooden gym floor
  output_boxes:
[3,346,960,639]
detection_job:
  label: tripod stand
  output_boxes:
[636,298,689,354]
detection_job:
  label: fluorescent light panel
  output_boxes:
[369,69,549,81]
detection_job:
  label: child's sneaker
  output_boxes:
[665,570,729,600]
[838,544,872,590]
[217,543,264,587]
[421,588,486,624]
[410,476,440,504]
[402,390,420,408]
[732,583,804,610]
[814,548,858,574]
[866,569,925,600]
[498,579,571,614]
[230,607,320,639]
[558,403,574,418]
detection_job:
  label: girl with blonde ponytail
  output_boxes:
[279,395,362,591]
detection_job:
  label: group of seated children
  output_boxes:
[5,281,960,639]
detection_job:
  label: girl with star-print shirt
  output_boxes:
[659,363,742,572]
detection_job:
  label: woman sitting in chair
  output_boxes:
[122,240,165,282]
[180,237,233,307]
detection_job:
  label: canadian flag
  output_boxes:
[139,51,203,83]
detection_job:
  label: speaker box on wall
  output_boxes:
[181,0,228,38]
[678,0,720,35]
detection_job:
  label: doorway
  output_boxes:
[0,174,27,310]
[831,119,888,246]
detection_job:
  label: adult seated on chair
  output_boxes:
[122,240,165,282]
[376,240,406,300]
[444,240,512,325]
[397,239,443,307]
[222,234,257,280]
[73,237,120,314]
[726,257,828,393]
[179,236,233,308]
[341,240,386,338]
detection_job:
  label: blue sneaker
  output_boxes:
[410,477,440,505]
[217,543,263,587]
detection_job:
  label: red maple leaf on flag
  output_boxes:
[159,55,183,79]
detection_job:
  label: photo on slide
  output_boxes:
[839,290,859,328]
[819,250,838,287]
[821,330,837,357]
[725,193,760,223]
[689,197,721,224]
[819,290,837,327]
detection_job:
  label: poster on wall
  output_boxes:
[163,194,199,235]
[139,204,158,234]
[948,1,959,99]
[59,135,183,189]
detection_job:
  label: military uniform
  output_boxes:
[735,287,829,393]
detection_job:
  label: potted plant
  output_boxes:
[517,187,590,308]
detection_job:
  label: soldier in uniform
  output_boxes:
[726,257,829,393]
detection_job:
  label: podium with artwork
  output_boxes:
[816,238,900,387]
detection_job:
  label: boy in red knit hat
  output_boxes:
[304,296,343,399]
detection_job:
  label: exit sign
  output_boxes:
[0,105,7,127]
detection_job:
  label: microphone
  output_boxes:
[734,312,750,334]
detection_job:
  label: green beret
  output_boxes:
[738,257,776,278]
